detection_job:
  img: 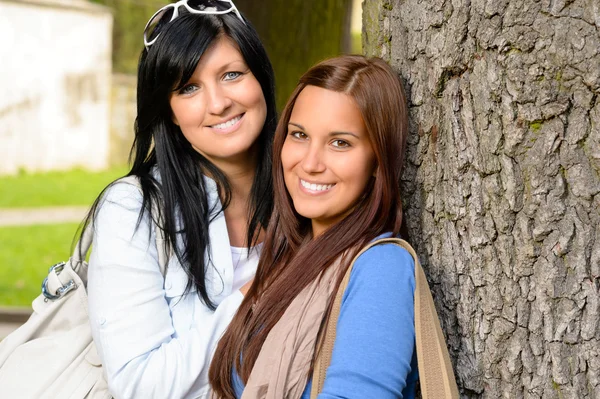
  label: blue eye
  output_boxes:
[224,71,242,81]
[178,84,198,95]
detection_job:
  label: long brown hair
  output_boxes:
[209,55,409,398]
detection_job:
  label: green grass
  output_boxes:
[0,167,128,208]
[0,223,80,306]
[0,167,128,306]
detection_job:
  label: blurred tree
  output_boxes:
[236,0,353,108]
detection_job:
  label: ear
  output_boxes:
[172,113,180,126]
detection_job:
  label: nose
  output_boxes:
[206,84,233,115]
[301,144,326,174]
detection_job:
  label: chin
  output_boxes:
[295,207,325,222]
[290,203,309,218]
[221,142,256,158]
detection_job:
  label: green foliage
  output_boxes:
[0,224,79,306]
[89,0,164,74]
[351,32,362,54]
[0,167,128,208]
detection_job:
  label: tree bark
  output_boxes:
[235,0,353,109]
[363,1,600,398]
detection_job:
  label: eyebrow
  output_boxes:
[217,60,247,72]
[288,122,360,139]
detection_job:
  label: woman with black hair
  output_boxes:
[83,1,276,397]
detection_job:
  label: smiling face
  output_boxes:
[281,85,376,236]
[169,35,267,169]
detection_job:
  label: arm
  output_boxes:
[87,182,243,399]
[317,243,417,399]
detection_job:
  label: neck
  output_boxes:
[227,166,255,204]
[211,153,259,247]
[311,223,326,238]
[205,149,258,201]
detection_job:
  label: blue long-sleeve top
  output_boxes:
[233,236,419,398]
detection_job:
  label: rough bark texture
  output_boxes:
[363,1,600,398]
[235,0,352,109]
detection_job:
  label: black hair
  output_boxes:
[79,7,276,309]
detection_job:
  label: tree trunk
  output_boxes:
[235,0,353,109]
[363,1,600,398]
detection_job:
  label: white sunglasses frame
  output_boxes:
[143,0,245,50]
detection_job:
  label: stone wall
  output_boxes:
[0,0,112,175]
[109,73,136,167]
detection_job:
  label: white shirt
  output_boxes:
[230,244,261,292]
[88,176,257,399]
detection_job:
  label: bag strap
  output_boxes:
[72,175,169,275]
[310,237,459,399]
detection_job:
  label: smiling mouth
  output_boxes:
[300,179,336,192]
[209,114,244,130]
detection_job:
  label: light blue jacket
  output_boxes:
[88,176,253,399]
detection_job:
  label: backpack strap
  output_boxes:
[310,237,459,399]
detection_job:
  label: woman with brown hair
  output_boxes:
[210,55,418,398]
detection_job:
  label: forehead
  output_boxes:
[194,36,246,73]
[290,86,366,135]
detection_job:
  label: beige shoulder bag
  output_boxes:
[310,237,460,399]
[0,176,168,399]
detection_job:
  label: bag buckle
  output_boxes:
[42,262,77,300]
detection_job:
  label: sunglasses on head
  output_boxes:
[143,0,245,50]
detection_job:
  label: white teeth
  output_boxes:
[212,115,242,130]
[301,180,334,192]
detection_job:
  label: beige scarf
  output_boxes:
[239,257,343,399]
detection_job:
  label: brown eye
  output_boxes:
[290,131,308,140]
[331,139,350,148]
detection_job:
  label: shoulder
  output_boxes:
[91,179,157,251]
[340,239,417,323]
[99,178,144,211]
[352,240,415,279]
[92,179,147,230]
[343,239,417,302]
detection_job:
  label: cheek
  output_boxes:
[280,141,301,184]
[280,141,294,174]
[169,99,180,125]
[245,80,267,111]
[345,155,376,193]
[256,96,267,125]
[170,99,204,127]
